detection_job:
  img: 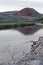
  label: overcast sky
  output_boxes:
[0,0,43,13]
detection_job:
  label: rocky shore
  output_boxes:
[16,37,43,65]
[1,37,43,65]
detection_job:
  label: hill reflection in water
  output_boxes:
[16,25,42,35]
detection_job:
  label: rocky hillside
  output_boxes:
[0,8,42,21]
[14,8,41,17]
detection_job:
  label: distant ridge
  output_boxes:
[0,7,42,20]
[14,8,41,17]
[0,8,41,17]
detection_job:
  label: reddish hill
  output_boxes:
[18,8,32,16]
[14,8,41,17]
[0,8,41,17]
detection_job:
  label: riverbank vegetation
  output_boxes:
[0,17,43,30]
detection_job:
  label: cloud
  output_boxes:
[0,0,43,7]
[0,0,43,8]
[0,0,43,13]
[30,0,43,2]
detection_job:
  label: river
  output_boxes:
[0,27,43,63]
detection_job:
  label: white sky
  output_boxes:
[0,0,43,13]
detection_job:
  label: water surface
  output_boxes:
[0,28,43,63]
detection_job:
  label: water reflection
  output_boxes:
[0,30,33,63]
[16,25,42,35]
[0,25,43,63]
